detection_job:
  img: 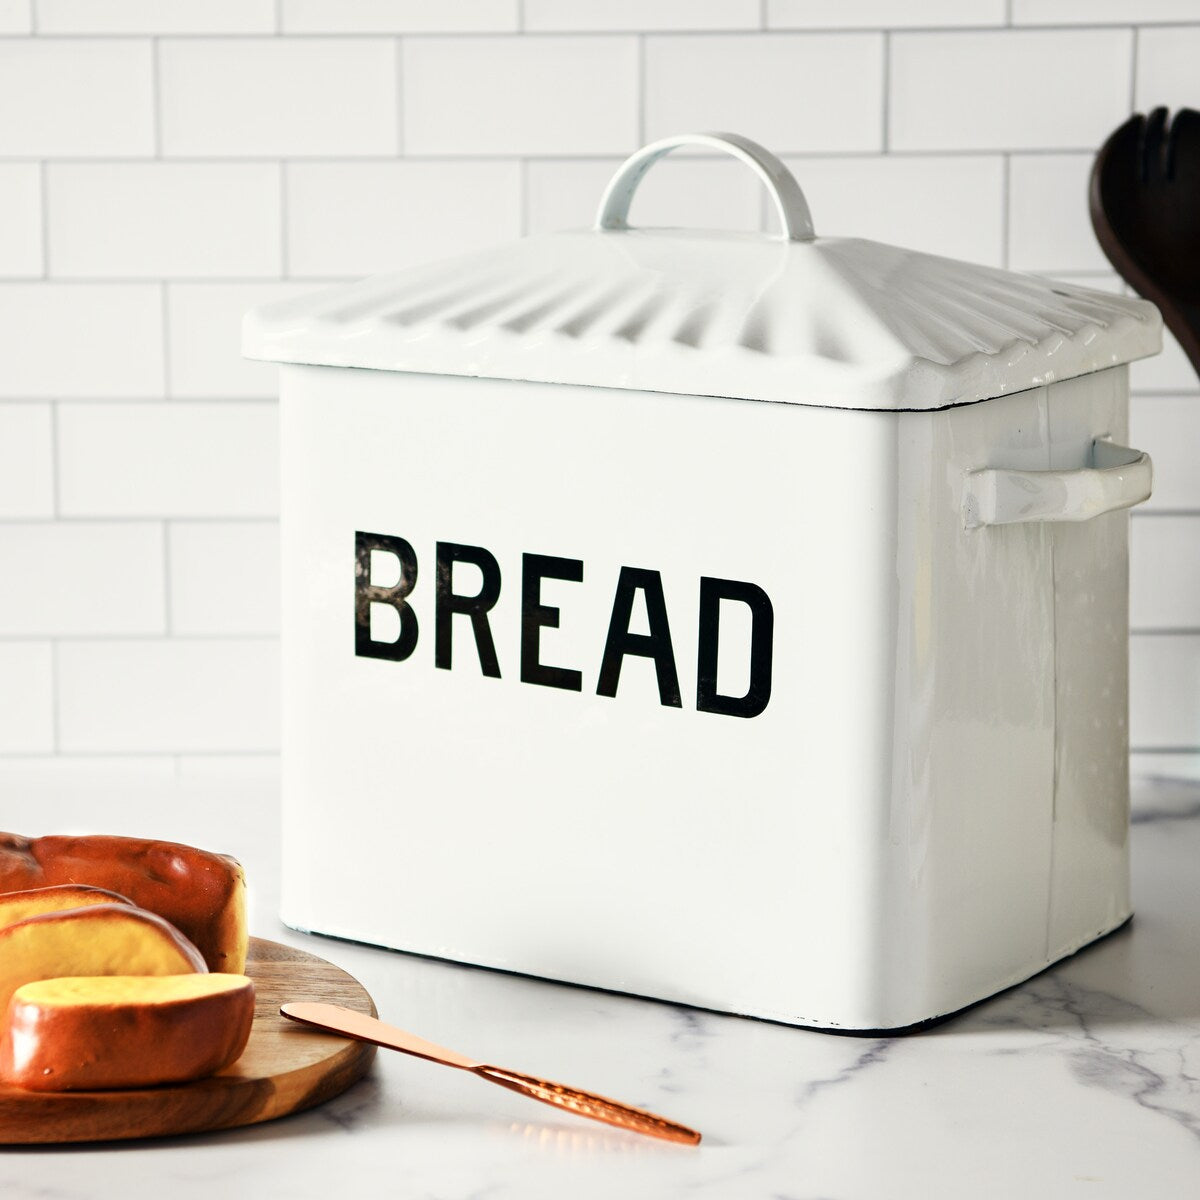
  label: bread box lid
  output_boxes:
[243,133,1161,412]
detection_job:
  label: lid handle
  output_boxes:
[595,132,816,242]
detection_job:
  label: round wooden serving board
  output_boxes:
[0,937,377,1144]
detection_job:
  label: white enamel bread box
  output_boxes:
[245,134,1161,1031]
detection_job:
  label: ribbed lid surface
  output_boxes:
[244,134,1160,411]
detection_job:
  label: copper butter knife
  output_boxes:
[280,1001,702,1146]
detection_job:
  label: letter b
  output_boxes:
[355,531,419,661]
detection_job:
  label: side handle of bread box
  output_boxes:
[962,437,1152,529]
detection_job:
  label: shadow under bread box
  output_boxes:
[244,134,1161,1031]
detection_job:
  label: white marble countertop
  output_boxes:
[2,764,1198,1199]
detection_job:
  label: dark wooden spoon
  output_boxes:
[1090,107,1200,381]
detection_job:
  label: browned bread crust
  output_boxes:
[1,974,254,1090]
[0,884,131,927]
[0,834,247,973]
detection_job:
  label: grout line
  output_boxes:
[0,751,278,761]
[0,516,280,525]
[2,24,1199,38]
[274,0,283,35]
[0,515,281,527]
[395,37,405,156]
[760,0,768,31]
[49,401,60,518]
[1005,0,1013,25]
[46,398,280,410]
[517,0,526,34]
[0,381,1190,401]
[0,274,357,285]
[0,258,1114,287]
[636,34,646,145]
[519,157,530,236]
[150,38,162,158]
[0,274,321,286]
[160,280,171,395]
[49,640,59,753]
[881,31,890,152]
[1047,486,1058,913]
[0,633,281,643]
[279,161,289,277]
[1001,153,1011,269]
[37,159,48,278]
[0,147,1131,166]
[162,520,173,635]
[37,628,1200,648]
[1129,25,1139,112]
[8,505,1200,532]
[0,739,1191,761]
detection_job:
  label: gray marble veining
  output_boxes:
[0,768,1197,1199]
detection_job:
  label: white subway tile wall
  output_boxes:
[0,405,53,518]
[1130,635,1200,751]
[644,34,885,152]
[280,1,520,35]
[0,284,163,398]
[0,5,1196,776]
[1131,516,1200,631]
[57,639,279,754]
[1008,154,1111,273]
[889,30,1132,151]
[56,403,278,518]
[167,522,280,637]
[166,282,322,398]
[36,1,276,35]
[159,39,400,158]
[403,36,639,156]
[0,1,30,34]
[525,1,759,33]
[1136,26,1200,113]
[526,156,764,235]
[285,160,522,276]
[1013,1,1200,24]
[0,40,154,156]
[1131,324,1197,392]
[768,1,1006,28]
[0,523,164,635]
[1130,397,1200,512]
[0,643,53,754]
[775,155,1005,264]
[46,163,282,278]
[0,164,41,277]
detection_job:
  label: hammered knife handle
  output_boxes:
[472,1064,702,1145]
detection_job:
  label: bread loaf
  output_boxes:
[0,833,247,973]
[0,884,130,928]
[0,904,207,1015]
[1,974,254,1091]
